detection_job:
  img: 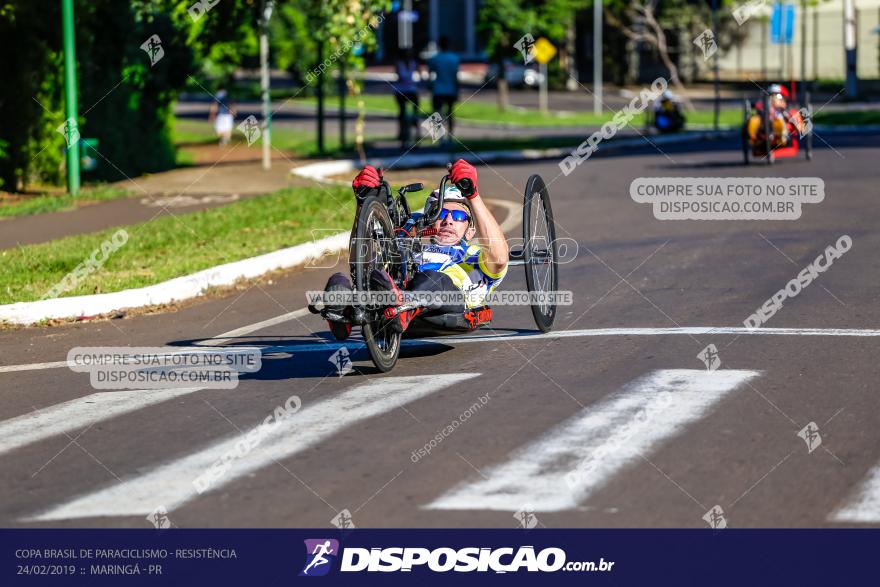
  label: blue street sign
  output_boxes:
[771,3,796,45]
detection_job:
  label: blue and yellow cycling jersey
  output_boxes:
[416,241,507,308]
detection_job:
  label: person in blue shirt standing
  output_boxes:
[393,48,420,147]
[428,36,460,141]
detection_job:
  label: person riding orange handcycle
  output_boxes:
[746,83,808,148]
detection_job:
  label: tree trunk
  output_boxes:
[565,23,578,90]
[496,33,510,112]
[643,5,694,111]
[497,77,509,112]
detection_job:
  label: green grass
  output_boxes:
[172,117,220,145]
[0,186,132,220]
[172,117,366,158]
[812,110,880,126]
[299,95,747,128]
[0,185,354,304]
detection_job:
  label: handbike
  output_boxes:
[311,166,559,373]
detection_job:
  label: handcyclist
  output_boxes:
[653,90,685,133]
[748,83,800,146]
[322,160,509,337]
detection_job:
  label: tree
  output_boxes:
[0,1,63,191]
[0,0,195,191]
[478,0,588,110]
[604,0,695,107]
[603,0,746,109]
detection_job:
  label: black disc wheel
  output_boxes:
[804,93,813,161]
[762,94,775,165]
[353,196,401,372]
[741,98,751,165]
[522,174,558,332]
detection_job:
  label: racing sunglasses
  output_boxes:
[439,208,470,223]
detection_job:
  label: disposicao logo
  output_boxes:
[300,539,339,577]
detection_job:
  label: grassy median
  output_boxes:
[299,95,747,128]
[0,185,354,304]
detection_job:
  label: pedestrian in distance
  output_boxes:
[428,36,460,144]
[393,48,421,148]
[209,88,236,146]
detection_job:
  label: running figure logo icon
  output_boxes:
[140,34,165,66]
[797,422,822,453]
[698,344,721,371]
[329,347,353,377]
[702,505,728,529]
[693,29,718,60]
[514,33,537,64]
[300,539,339,577]
[237,115,262,146]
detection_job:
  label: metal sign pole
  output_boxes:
[62,0,80,195]
[593,0,602,115]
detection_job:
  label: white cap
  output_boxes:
[425,185,472,222]
[427,184,467,203]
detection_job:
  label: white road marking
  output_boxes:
[425,369,759,512]
[4,325,880,375]
[0,360,70,374]
[0,308,313,375]
[0,387,203,457]
[28,373,479,521]
[487,198,522,234]
[830,465,880,523]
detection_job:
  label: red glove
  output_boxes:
[352,165,382,194]
[449,159,478,199]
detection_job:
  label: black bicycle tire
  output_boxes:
[805,94,813,161]
[522,174,558,332]
[763,94,775,165]
[353,196,401,372]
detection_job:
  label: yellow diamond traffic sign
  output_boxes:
[532,37,557,65]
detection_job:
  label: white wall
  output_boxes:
[714,0,880,80]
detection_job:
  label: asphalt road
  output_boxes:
[2,133,879,529]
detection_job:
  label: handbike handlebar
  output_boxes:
[423,163,473,226]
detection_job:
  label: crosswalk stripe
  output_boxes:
[425,369,759,512]
[27,373,479,521]
[830,465,880,522]
[0,387,204,457]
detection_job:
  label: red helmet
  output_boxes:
[768,84,790,99]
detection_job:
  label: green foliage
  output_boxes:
[180,0,262,82]
[269,0,388,93]
[0,0,388,192]
[0,1,195,191]
[0,1,64,191]
[478,0,587,61]
[271,3,316,84]
[75,2,195,181]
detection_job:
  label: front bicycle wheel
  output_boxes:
[522,174,558,332]
[741,98,751,166]
[804,92,813,161]
[353,196,401,372]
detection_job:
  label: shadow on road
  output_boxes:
[166,334,460,380]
